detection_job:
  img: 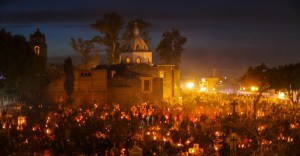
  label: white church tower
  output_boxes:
[121,23,152,65]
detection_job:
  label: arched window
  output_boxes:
[34,46,40,55]
[126,57,131,64]
[136,57,141,64]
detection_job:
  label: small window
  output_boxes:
[136,57,141,64]
[147,58,151,63]
[80,72,92,77]
[126,57,130,64]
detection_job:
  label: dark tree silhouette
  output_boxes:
[156,29,187,69]
[70,37,99,69]
[90,13,153,65]
[0,28,48,100]
[240,63,271,119]
[64,57,74,106]
[90,12,124,65]
[270,63,300,108]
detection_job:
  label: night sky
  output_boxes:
[1,0,300,78]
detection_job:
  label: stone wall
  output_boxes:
[127,64,181,100]
[107,76,163,106]
[48,69,107,106]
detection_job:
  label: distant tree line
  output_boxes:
[0,29,49,102]
[240,63,300,118]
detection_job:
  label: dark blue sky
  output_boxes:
[1,0,300,78]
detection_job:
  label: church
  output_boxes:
[32,24,181,106]
[95,23,181,105]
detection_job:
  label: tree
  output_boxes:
[64,57,74,106]
[156,29,187,69]
[240,63,271,119]
[90,12,124,64]
[0,28,48,101]
[70,38,99,69]
[270,63,300,108]
[121,19,152,50]
[90,13,153,64]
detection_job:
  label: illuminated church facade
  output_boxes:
[36,24,180,106]
[96,23,181,105]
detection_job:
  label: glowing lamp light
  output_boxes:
[187,82,195,90]
[200,86,207,92]
[278,91,285,99]
[18,116,26,125]
[250,86,258,92]
[214,145,219,151]
[46,128,51,134]
[189,148,195,154]
[153,136,157,140]
[163,137,167,142]
[177,143,182,147]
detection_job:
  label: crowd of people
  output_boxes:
[0,93,299,155]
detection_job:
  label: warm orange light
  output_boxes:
[250,86,258,91]
[200,86,207,92]
[278,91,285,99]
[187,82,194,90]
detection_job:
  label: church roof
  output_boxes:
[124,23,149,52]
[30,28,45,39]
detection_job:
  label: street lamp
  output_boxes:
[250,86,259,92]
[186,82,194,90]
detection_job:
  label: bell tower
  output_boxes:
[29,28,47,62]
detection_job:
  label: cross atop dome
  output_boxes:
[124,22,149,52]
[133,22,139,36]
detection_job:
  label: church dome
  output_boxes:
[124,23,149,52]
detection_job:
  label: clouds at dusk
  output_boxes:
[1,0,300,77]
